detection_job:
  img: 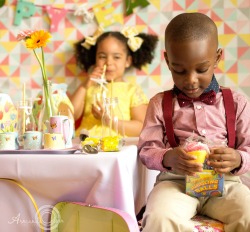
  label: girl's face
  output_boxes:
[164,38,222,98]
[96,36,132,82]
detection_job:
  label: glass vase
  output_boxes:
[101,97,124,151]
[16,99,36,147]
[38,80,57,132]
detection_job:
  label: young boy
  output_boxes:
[138,12,250,232]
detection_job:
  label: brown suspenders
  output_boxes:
[162,89,236,148]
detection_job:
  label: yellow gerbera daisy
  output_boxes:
[25,30,51,49]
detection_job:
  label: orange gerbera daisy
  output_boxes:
[25,30,51,49]
[17,29,54,127]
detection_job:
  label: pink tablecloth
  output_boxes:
[0,144,155,232]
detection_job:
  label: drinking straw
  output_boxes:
[100,64,106,97]
[109,78,114,136]
[101,64,106,81]
[22,83,26,134]
[111,78,113,99]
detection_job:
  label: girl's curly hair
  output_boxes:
[75,30,158,72]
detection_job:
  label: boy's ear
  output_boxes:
[164,51,170,69]
[214,48,222,68]
[126,55,132,68]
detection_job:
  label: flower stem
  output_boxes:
[33,49,47,84]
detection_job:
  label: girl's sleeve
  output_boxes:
[130,84,149,107]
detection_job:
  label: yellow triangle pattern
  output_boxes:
[66,64,78,75]
[151,75,161,85]
[0,30,8,38]
[227,73,238,84]
[150,0,161,9]
[55,52,66,63]
[31,64,53,77]
[54,77,66,83]
[53,4,64,8]
[215,21,223,28]
[141,64,148,74]
[0,65,9,76]
[230,0,237,6]
[218,34,235,47]
[31,65,40,74]
[46,65,54,75]
[137,25,147,32]
[218,60,225,72]
[202,0,211,7]
[1,42,18,53]
[187,10,198,13]
[239,34,250,46]
[64,28,75,38]
[10,77,21,86]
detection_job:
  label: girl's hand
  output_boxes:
[91,100,104,120]
[207,147,242,174]
[163,147,203,176]
[82,66,105,88]
[89,65,105,80]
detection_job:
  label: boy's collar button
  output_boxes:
[201,129,206,135]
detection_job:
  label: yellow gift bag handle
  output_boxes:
[0,178,44,232]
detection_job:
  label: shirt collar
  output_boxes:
[173,75,220,95]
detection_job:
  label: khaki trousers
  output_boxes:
[142,173,250,232]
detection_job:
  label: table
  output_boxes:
[0,143,158,232]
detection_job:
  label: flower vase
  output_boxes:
[38,80,57,132]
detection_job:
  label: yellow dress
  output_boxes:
[75,82,148,137]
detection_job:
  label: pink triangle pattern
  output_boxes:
[0,0,249,102]
[173,1,184,10]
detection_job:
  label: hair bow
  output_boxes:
[121,27,143,52]
[81,26,104,50]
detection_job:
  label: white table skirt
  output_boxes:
[0,144,158,232]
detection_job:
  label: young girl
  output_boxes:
[71,27,158,137]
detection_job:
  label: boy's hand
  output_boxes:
[163,147,204,176]
[207,147,242,174]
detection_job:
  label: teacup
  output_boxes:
[23,131,42,150]
[46,116,71,145]
[43,133,65,150]
[0,132,18,150]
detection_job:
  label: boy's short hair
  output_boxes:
[165,13,218,49]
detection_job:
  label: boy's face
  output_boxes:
[164,38,222,98]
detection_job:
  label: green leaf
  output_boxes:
[0,0,5,8]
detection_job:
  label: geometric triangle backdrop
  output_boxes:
[0,0,250,102]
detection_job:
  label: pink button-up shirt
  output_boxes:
[138,90,250,175]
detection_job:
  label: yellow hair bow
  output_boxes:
[121,26,143,52]
[81,26,104,49]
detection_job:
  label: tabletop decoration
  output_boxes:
[0,93,17,133]
[17,29,56,131]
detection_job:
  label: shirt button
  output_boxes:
[201,129,206,135]
[196,105,202,110]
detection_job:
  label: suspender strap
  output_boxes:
[221,88,236,148]
[162,90,178,147]
[162,88,236,148]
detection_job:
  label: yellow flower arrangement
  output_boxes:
[17,30,54,130]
